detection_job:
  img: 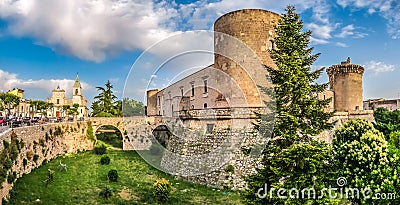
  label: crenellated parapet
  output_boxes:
[326,57,364,112]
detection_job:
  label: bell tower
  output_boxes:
[73,74,82,96]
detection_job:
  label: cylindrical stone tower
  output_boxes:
[213,9,280,107]
[327,57,364,112]
[146,89,159,116]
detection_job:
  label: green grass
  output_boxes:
[7,149,242,204]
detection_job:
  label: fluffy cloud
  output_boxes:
[365,61,395,74]
[336,0,400,39]
[0,68,94,99]
[336,24,367,38]
[0,0,181,62]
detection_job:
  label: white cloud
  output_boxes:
[0,0,181,62]
[336,0,399,39]
[310,36,329,45]
[335,42,348,47]
[364,61,395,74]
[0,68,94,99]
[306,23,334,39]
[336,24,367,38]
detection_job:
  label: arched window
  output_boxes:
[191,105,194,109]
[75,89,78,95]
[57,99,60,104]
[204,103,208,109]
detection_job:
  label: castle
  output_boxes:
[146,9,373,131]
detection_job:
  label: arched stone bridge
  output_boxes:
[89,117,154,150]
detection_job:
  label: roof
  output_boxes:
[73,74,81,88]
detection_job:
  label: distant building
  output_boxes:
[364,98,400,111]
[6,88,31,117]
[46,74,88,119]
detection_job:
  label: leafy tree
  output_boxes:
[332,119,400,204]
[62,105,70,119]
[0,93,21,116]
[243,6,336,204]
[374,107,400,139]
[122,98,145,116]
[91,80,120,117]
[30,100,49,117]
[68,104,79,117]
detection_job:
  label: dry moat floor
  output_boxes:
[7,143,241,205]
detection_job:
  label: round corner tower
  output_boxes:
[327,57,364,112]
[213,9,280,107]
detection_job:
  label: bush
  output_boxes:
[390,131,400,148]
[7,171,17,183]
[107,169,118,182]
[333,119,398,204]
[224,165,234,173]
[45,169,54,186]
[99,186,113,199]
[94,144,107,155]
[153,178,172,202]
[33,154,40,163]
[100,156,110,165]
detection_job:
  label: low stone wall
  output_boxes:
[0,122,94,203]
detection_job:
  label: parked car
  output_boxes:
[22,117,31,125]
[48,117,57,123]
[31,117,39,124]
[0,116,4,125]
[10,119,22,127]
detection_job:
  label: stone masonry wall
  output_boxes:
[160,111,374,190]
[0,122,94,203]
[160,128,264,190]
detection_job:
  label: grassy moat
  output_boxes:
[7,138,241,205]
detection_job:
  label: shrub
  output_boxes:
[23,158,28,168]
[333,119,398,204]
[86,121,94,141]
[94,144,107,155]
[45,169,54,186]
[33,154,40,163]
[27,150,34,161]
[7,171,17,183]
[100,156,110,165]
[153,178,172,202]
[99,186,113,199]
[390,131,400,148]
[107,169,118,182]
[4,158,12,170]
[224,165,234,173]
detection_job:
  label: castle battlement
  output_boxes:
[327,57,364,75]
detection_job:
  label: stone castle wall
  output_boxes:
[0,122,94,203]
[160,128,263,190]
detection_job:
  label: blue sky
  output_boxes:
[0,0,399,108]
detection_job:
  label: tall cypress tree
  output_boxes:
[243,6,337,204]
